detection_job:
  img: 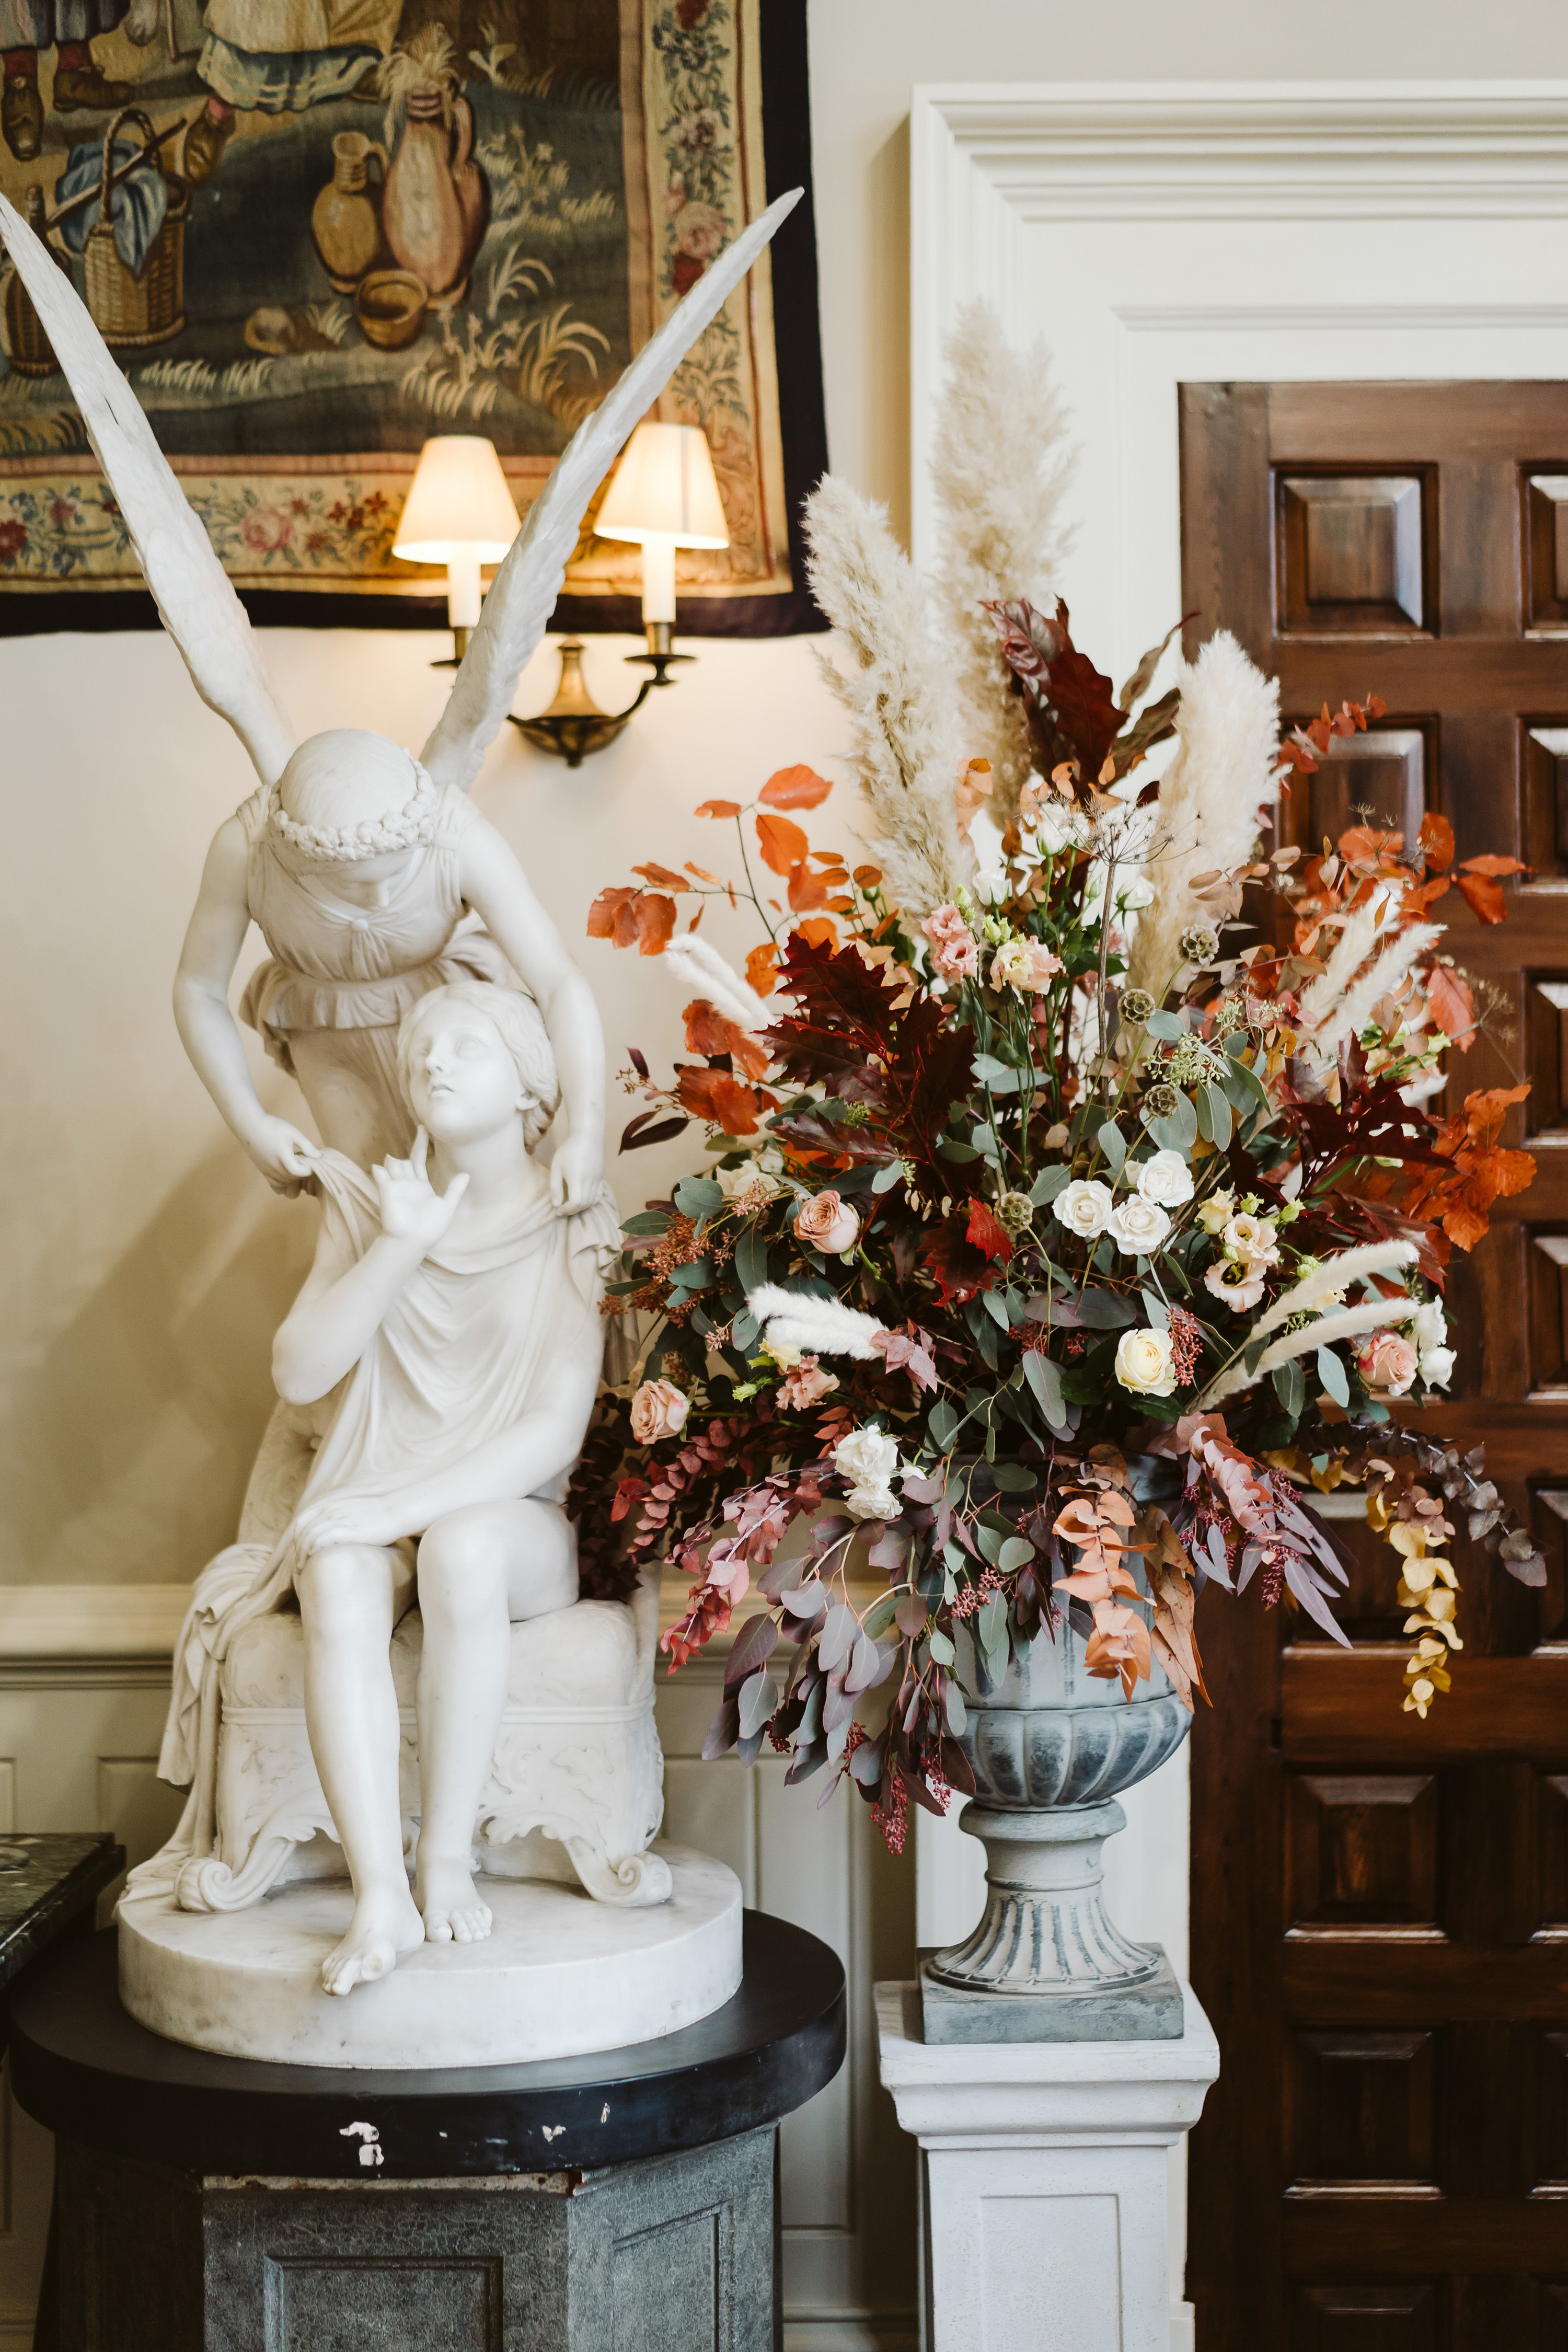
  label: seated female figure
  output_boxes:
[269,979,614,1996]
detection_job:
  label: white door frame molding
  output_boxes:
[908,82,1568,2336]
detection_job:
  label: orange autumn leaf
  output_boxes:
[632,860,691,891]
[632,894,676,954]
[681,997,772,1082]
[685,860,722,883]
[1425,960,1475,1047]
[675,1065,767,1135]
[787,862,831,912]
[745,942,779,997]
[695,798,743,819]
[1417,811,1455,872]
[755,810,810,875]
[587,885,642,948]
[759,763,833,810]
[793,917,837,950]
[1460,853,1530,877]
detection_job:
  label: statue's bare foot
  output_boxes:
[321,1885,423,1997]
[417,1853,493,1946]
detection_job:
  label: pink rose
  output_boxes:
[630,1377,690,1445]
[780,1355,838,1409]
[240,506,293,554]
[922,903,979,981]
[795,1189,860,1255]
[1356,1330,1419,1396]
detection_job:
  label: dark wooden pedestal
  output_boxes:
[10,1912,845,2352]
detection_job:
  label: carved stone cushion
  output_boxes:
[204,1593,671,1913]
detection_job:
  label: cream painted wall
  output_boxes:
[7,0,1568,1590]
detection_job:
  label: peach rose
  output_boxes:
[795,1189,860,1255]
[780,1355,838,1409]
[921,902,979,981]
[1356,1330,1419,1396]
[630,1377,689,1445]
[989,937,1064,994]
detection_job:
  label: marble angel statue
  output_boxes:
[0,183,801,1201]
[0,186,799,2000]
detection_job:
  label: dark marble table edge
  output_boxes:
[0,1835,124,1995]
[9,1909,847,2179]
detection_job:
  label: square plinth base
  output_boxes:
[55,2126,776,2352]
[918,1945,1186,2043]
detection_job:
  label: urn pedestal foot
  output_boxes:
[921,1798,1185,2043]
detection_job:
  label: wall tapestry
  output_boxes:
[0,0,825,632]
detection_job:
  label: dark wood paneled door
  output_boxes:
[1181,383,1568,2350]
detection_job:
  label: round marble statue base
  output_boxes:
[118,1844,742,2070]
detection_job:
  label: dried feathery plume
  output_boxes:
[662,934,772,1033]
[803,476,971,921]
[1244,1241,1417,1346]
[1124,631,1280,1000]
[1200,1291,1419,1410]
[747,1283,886,1361]
[1308,923,1442,1062]
[929,298,1076,828]
[1298,900,1380,1031]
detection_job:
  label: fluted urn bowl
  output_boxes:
[921,1593,1192,2043]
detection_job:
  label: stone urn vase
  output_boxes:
[383,89,486,303]
[921,1582,1192,2045]
[311,130,387,294]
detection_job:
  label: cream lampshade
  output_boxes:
[393,434,521,656]
[595,421,729,631]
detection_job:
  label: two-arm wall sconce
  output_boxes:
[393,422,729,764]
[513,419,730,766]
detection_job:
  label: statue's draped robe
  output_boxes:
[129,1149,618,1902]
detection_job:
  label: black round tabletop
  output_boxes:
[8,1911,845,2180]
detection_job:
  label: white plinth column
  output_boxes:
[875,1981,1219,2352]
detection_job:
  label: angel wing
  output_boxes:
[0,189,295,785]
[421,186,802,792]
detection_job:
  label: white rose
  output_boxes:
[1196,1189,1235,1235]
[1114,1325,1177,1397]
[834,1426,903,1521]
[1420,1344,1456,1389]
[1135,1149,1194,1208]
[1108,1194,1172,1258]
[1053,1179,1114,1240]
[717,1158,780,1203]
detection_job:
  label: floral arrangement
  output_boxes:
[568,304,1546,1851]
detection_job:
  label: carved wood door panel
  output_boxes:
[1180,382,1568,2350]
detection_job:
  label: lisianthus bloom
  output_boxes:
[989,937,1064,994]
[1205,1258,1266,1311]
[1114,1325,1177,1397]
[1196,1188,1236,1235]
[834,1425,902,1521]
[1108,1194,1172,1257]
[780,1354,838,1410]
[1412,1298,1455,1388]
[1054,1178,1114,1240]
[1222,1211,1279,1267]
[795,1189,860,1254]
[1136,1148,1194,1208]
[922,903,978,981]
[630,1378,689,1444]
[1357,1329,1419,1396]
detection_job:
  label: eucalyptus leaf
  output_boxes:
[1204,1081,1233,1151]
[871,1161,906,1193]
[929,1399,960,1448]
[1140,1287,1170,1331]
[1145,1009,1185,1042]
[1273,1356,1307,1421]
[861,1590,901,1640]
[998,1536,1036,1571]
[1317,1344,1351,1410]
[943,1682,967,1736]
[732,1311,758,1353]
[735,1226,769,1295]
[1029,1164,1072,1206]
[737,1667,779,1740]
[817,1603,858,1674]
[927,1629,956,1667]
[990,1462,1036,1492]
[982,1289,1010,1331]
[1023,1349,1069,1432]
[1147,1091,1199,1152]
[621,1210,670,1237]
[1075,1289,1139,1329]
[673,1175,724,1216]
[1097,1120,1126,1174]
